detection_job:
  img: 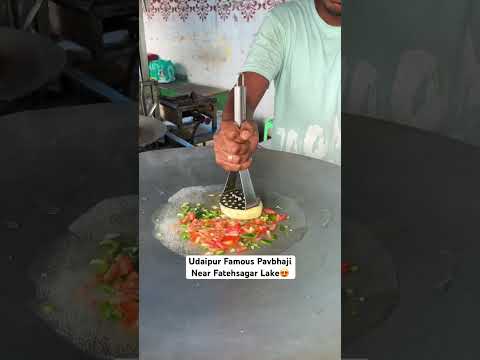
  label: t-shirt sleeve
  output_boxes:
[240,11,286,82]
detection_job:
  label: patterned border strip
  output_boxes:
[146,0,286,22]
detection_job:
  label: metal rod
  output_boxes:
[139,0,150,83]
[233,74,246,126]
[22,0,45,31]
[165,132,194,148]
[64,68,131,103]
[147,102,157,117]
[139,79,146,115]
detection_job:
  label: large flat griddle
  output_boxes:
[0,27,66,101]
[139,147,341,360]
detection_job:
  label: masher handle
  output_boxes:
[233,73,246,127]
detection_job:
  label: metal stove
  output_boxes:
[158,92,218,146]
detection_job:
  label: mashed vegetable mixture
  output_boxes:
[177,202,289,254]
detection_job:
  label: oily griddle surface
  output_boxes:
[342,219,399,346]
[139,147,341,360]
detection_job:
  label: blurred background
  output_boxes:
[0,0,138,113]
[343,1,480,147]
[1,1,138,359]
[137,0,283,151]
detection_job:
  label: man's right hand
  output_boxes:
[214,120,259,172]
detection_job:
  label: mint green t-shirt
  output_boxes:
[241,0,341,165]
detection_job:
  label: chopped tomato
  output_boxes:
[103,255,134,282]
[87,239,138,331]
[179,207,288,254]
[190,232,200,243]
[224,223,241,236]
[121,272,139,292]
[117,255,134,276]
[119,302,139,328]
[103,262,120,283]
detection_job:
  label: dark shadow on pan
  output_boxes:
[342,219,400,346]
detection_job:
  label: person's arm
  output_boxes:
[222,72,270,123]
[214,72,268,171]
[214,9,285,171]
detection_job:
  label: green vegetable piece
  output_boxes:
[267,214,277,222]
[99,301,122,321]
[90,258,106,265]
[100,239,121,257]
[99,239,120,248]
[107,248,120,258]
[100,284,115,295]
[42,303,55,314]
[260,240,272,246]
[241,233,255,239]
[124,246,138,254]
[89,258,109,274]
[248,242,260,250]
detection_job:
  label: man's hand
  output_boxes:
[214,72,268,171]
[214,120,259,171]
